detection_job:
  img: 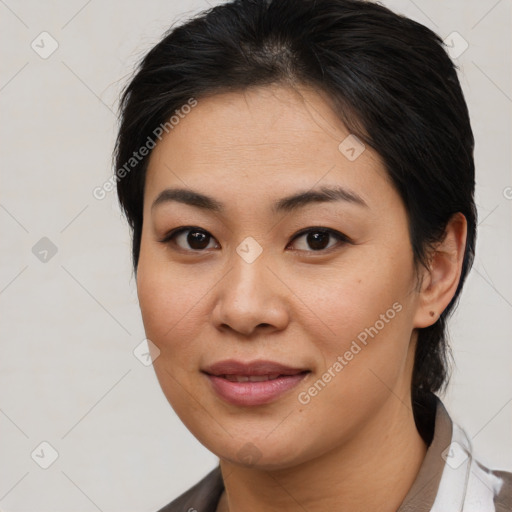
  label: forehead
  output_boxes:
[144,84,391,207]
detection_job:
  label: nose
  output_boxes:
[211,254,290,337]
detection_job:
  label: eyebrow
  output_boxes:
[151,185,368,213]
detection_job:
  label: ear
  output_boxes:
[413,213,468,328]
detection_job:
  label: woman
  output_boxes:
[114,0,511,510]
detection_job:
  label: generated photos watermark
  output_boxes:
[93,98,198,200]
[298,301,403,405]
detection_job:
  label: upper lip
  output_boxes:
[203,359,309,377]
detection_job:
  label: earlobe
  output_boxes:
[413,213,468,328]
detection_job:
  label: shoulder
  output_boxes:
[402,394,512,511]
[156,465,224,512]
[461,459,512,512]
[493,469,512,512]
[433,401,512,512]
[472,465,512,512]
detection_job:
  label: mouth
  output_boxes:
[202,359,310,406]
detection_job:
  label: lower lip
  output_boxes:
[205,373,308,406]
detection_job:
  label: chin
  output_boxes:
[201,433,313,471]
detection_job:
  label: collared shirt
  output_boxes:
[157,395,512,512]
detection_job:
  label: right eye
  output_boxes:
[160,227,220,251]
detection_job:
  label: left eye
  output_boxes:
[288,228,349,252]
[162,227,219,251]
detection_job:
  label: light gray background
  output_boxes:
[0,1,510,511]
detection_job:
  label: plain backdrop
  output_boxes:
[0,1,511,511]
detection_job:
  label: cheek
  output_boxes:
[291,248,417,397]
[291,247,415,343]
[136,253,212,422]
[136,249,208,362]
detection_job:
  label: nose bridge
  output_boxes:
[226,248,271,309]
[213,245,289,335]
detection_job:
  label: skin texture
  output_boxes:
[137,84,467,512]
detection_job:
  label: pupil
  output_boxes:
[188,230,209,249]
[307,231,329,250]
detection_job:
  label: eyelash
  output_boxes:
[158,226,351,254]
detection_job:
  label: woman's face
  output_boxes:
[137,84,425,469]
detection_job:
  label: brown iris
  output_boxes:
[306,231,330,250]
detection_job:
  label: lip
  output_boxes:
[202,359,310,406]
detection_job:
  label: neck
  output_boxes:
[217,393,427,512]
